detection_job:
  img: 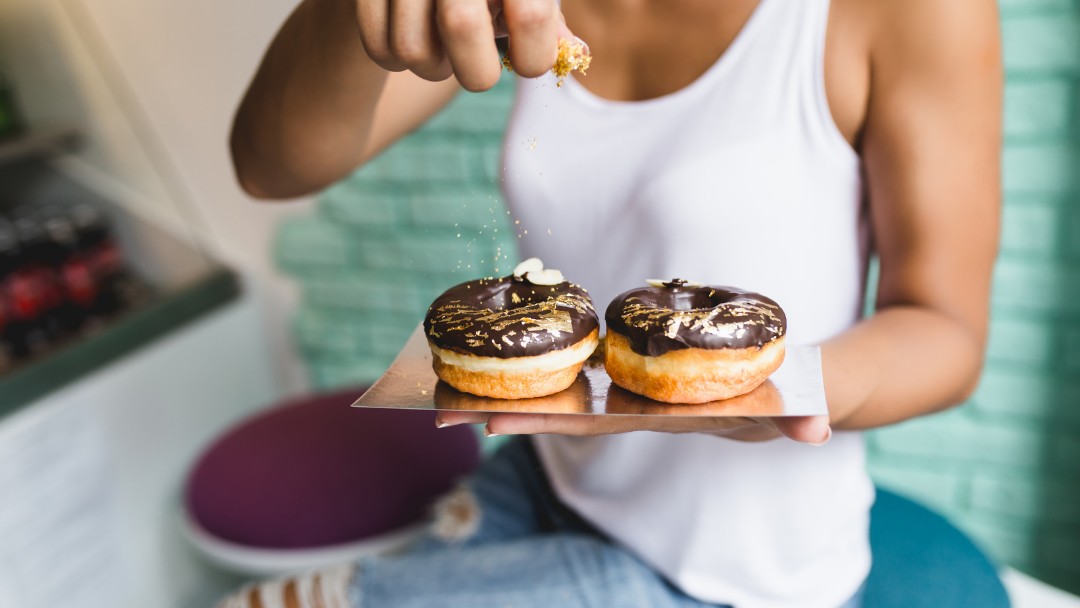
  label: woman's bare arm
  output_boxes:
[824,0,1002,429]
[232,0,572,199]
[230,0,460,199]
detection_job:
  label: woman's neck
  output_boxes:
[561,0,761,102]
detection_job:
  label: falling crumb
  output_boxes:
[420,389,428,395]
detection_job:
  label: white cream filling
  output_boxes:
[430,334,597,373]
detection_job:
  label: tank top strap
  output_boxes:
[730,0,852,158]
[717,0,823,97]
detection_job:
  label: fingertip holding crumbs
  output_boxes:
[552,37,592,86]
[501,37,592,87]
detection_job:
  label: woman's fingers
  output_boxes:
[359,0,570,89]
[439,411,830,445]
[488,0,508,37]
[555,9,574,40]
[479,413,832,444]
[435,410,491,427]
[437,0,502,91]
[503,0,560,77]
[391,0,453,81]
[483,414,767,437]
[486,413,624,436]
[760,415,832,445]
[356,0,407,71]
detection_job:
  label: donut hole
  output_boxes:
[665,289,727,311]
[474,281,545,312]
[477,290,512,311]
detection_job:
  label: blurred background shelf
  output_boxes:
[0,265,239,416]
[0,156,232,416]
[0,126,80,166]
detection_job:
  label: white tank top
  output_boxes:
[501,0,874,606]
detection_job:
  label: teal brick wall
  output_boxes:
[276,4,1080,592]
[274,77,517,389]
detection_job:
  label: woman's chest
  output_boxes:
[560,0,870,145]
[503,110,856,252]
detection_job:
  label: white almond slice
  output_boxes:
[646,278,705,288]
[525,268,565,285]
[513,257,544,278]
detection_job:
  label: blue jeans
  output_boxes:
[350,437,865,608]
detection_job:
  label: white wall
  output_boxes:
[0,0,314,393]
[0,296,282,608]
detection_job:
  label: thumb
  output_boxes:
[555,12,586,52]
[768,415,832,446]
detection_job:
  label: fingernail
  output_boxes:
[809,427,832,447]
[436,420,460,429]
[483,426,500,438]
[571,35,590,55]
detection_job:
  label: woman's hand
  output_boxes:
[233,0,575,198]
[355,0,573,91]
[436,411,833,445]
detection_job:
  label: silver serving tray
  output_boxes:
[352,325,827,417]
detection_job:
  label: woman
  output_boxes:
[224,0,1000,605]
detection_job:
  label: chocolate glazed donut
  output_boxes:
[424,259,600,399]
[604,279,787,404]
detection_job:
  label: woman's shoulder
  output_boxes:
[825,0,1000,147]
[859,0,1000,67]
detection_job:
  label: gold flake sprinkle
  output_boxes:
[428,289,593,350]
[552,38,591,86]
[501,38,591,89]
[618,297,784,341]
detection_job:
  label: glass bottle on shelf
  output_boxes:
[0,218,18,368]
[39,205,92,332]
[8,211,65,355]
[0,66,25,140]
[70,203,125,317]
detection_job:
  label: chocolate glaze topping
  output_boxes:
[605,280,786,356]
[425,275,599,358]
